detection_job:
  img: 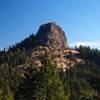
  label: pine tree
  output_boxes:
[33,56,66,100]
[15,56,66,100]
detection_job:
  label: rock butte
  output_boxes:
[36,22,68,49]
[31,22,83,71]
[16,22,83,73]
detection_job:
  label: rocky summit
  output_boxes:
[30,22,83,71]
[36,22,68,49]
[16,22,83,72]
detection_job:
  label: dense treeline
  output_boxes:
[15,56,66,100]
[0,34,35,100]
[0,35,100,100]
[61,62,100,100]
[76,46,100,66]
[8,34,35,51]
[0,34,35,66]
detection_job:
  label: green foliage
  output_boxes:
[0,64,21,100]
[0,35,100,100]
[0,34,35,100]
[0,48,30,66]
[62,62,100,100]
[77,46,100,65]
[8,34,35,51]
[15,56,66,100]
[38,56,66,100]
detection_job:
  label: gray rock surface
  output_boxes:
[36,22,68,49]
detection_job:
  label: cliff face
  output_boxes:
[36,22,68,49]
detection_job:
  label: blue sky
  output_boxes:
[0,0,100,49]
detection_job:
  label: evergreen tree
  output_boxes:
[15,56,66,100]
[34,56,66,100]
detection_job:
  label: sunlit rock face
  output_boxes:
[31,46,83,71]
[30,22,83,71]
[36,22,68,49]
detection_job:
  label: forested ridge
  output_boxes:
[0,35,100,100]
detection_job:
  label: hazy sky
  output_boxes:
[0,0,100,49]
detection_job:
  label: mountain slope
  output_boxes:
[0,22,100,100]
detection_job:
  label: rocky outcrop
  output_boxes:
[30,22,83,71]
[31,46,83,71]
[15,22,83,72]
[36,22,68,49]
